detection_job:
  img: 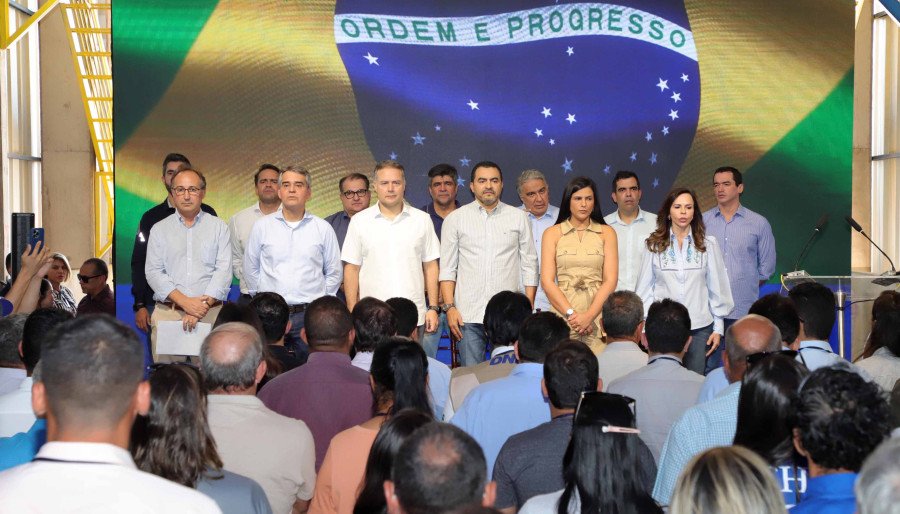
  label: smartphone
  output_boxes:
[28,228,44,253]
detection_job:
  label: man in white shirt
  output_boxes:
[228,164,281,304]
[145,168,232,361]
[603,171,657,291]
[0,315,221,513]
[203,322,316,514]
[517,169,559,312]
[243,166,342,358]
[342,160,440,335]
[596,291,648,387]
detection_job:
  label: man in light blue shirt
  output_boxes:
[517,169,559,312]
[243,166,342,356]
[604,171,657,292]
[451,311,570,476]
[653,314,782,505]
[788,282,845,370]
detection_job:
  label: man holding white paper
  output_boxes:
[146,168,232,360]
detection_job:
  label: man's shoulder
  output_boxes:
[324,210,343,223]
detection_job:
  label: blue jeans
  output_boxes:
[284,310,309,363]
[686,324,713,375]
[705,318,736,374]
[458,323,488,367]
[421,311,448,359]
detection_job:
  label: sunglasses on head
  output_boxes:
[745,349,802,368]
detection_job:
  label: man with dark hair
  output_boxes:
[0,314,27,395]
[249,291,305,372]
[350,296,397,370]
[493,341,600,512]
[452,311,569,475]
[446,291,533,418]
[325,172,371,249]
[608,299,703,461]
[791,366,891,514]
[75,258,115,316]
[789,282,842,370]
[386,423,496,514]
[0,315,220,512]
[441,161,539,366]
[229,164,282,302]
[259,295,372,470]
[596,291,647,386]
[604,171,657,291]
[0,308,72,437]
[653,314,782,505]
[131,153,217,335]
[203,321,315,514]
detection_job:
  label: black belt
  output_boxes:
[289,303,308,315]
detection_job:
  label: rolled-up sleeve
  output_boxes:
[757,219,777,281]
[439,214,460,282]
[705,237,735,334]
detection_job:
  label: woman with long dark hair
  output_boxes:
[353,410,433,514]
[857,306,900,391]
[635,188,733,374]
[540,176,618,353]
[733,352,810,507]
[131,364,272,514]
[519,392,660,514]
[310,337,432,514]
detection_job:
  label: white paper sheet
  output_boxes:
[155,321,212,356]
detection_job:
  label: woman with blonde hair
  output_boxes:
[669,446,787,514]
[45,252,76,314]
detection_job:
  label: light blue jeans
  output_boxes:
[458,323,488,367]
[421,311,448,359]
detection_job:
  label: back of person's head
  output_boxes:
[543,341,599,410]
[483,291,532,349]
[723,315,782,382]
[213,303,265,338]
[749,293,800,346]
[0,313,27,366]
[601,291,644,339]
[249,292,290,344]
[517,312,570,364]
[788,282,836,340]
[371,337,432,416]
[390,422,490,514]
[40,315,145,430]
[871,308,900,358]
[386,297,418,338]
[669,446,787,514]
[645,299,691,354]
[794,366,891,472]
[22,308,74,374]
[560,392,660,514]
[872,290,900,321]
[131,363,222,487]
[733,354,809,465]
[855,438,900,514]
[354,410,433,514]
[200,322,264,393]
[353,297,397,353]
[304,295,353,348]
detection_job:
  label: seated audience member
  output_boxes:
[596,291,647,387]
[132,364,272,514]
[519,391,660,514]
[203,322,316,514]
[446,291,532,418]
[46,252,77,314]
[0,315,221,512]
[854,290,900,361]
[494,340,600,512]
[733,353,810,508]
[0,314,27,395]
[608,299,704,462]
[387,297,451,418]
[669,446,787,514]
[791,366,892,514]
[855,438,900,514]
[653,314,781,505]
[0,308,72,437]
[350,297,396,371]
[259,296,372,470]
[789,283,842,370]
[250,292,306,372]
[212,303,281,388]
[856,308,900,391]
[699,293,801,403]
[312,338,432,514]
[385,423,497,514]
[353,409,433,514]
[37,279,55,309]
[75,258,116,316]
[451,311,570,475]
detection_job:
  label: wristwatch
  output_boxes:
[441,303,456,313]
[565,308,575,318]
[428,305,441,313]
[133,303,145,312]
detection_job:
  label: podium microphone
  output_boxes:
[792,213,828,272]
[845,215,898,275]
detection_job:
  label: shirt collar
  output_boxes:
[648,355,684,365]
[669,227,694,242]
[805,472,857,497]
[477,201,504,215]
[426,200,460,216]
[714,204,747,218]
[604,341,643,352]
[208,394,266,407]
[176,209,205,226]
[375,201,412,219]
[561,218,603,235]
[521,205,558,221]
[511,362,544,377]
[274,209,312,224]
[491,345,515,358]
[307,351,353,365]
[609,208,649,225]
[799,340,833,352]
[35,441,137,468]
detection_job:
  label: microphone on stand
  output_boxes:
[845,215,898,275]
[792,213,829,272]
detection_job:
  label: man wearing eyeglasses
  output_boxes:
[145,168,232,361]
[75,258,115,316]
[324,172,371,249]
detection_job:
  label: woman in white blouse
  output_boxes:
[635,188,734,374]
